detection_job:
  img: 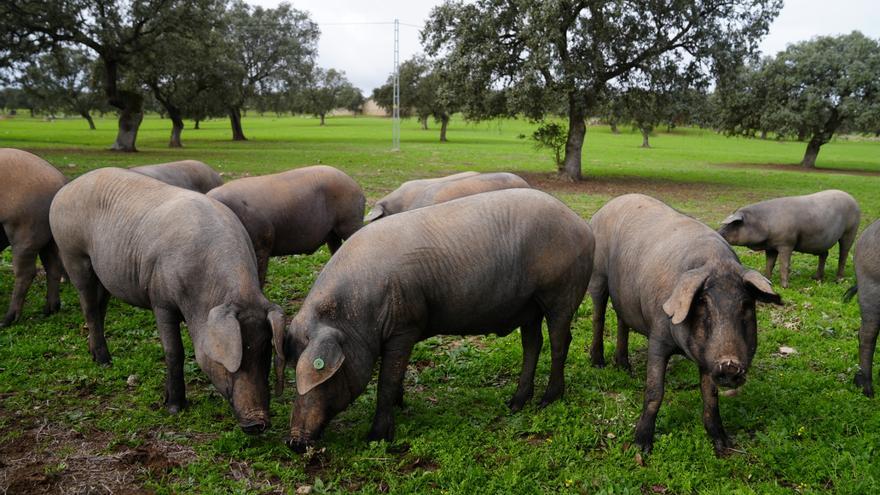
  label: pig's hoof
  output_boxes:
[712,436,735,457]
[1,312,18,327]
[854,372,874,398]
[165,400,188,415]
[614,358,632,372]
[811,273,824,281]
[590,355,606,368]
[507,395,530,413]
[43,301,61,315]
[286,438,310,453]
[92,351,112,367]
[367,420,395,443]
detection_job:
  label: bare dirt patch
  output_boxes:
[717,162,880,177]
[519,172,734,202]
[0,417,196,494]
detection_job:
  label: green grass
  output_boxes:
[2,113,880,494]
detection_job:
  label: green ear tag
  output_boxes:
[313,358,325,370]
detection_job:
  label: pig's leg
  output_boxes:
[326,233,342,255]
[855,299,880,398]
[2,241,38,327]
[38,242,62,316]
[588,280,609,367]
[67,257,112,364]
[539,313,573,407]
[812,251,828,281]
[634,337,672,454]
[508,313,543,412]
[700,371,733,457]
[764,249,778,278]
[778,247,793,288]
[838,228,857,281]
[154,307,188,413]
[367,337,415,442]
[614,318,631,371]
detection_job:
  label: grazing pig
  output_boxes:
[588,194,781,456]
[718,190,860,288]
[364,171,479,222]
[130,160,223,193]
[277,189,594,451]
[207,166,365,286]
[0,148,66,327]
[49,168,284,434]
[406,172,530,210]
[845,219,880,398]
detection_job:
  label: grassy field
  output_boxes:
[1,113,880,494]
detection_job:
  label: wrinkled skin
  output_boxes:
[208,166,365,286]
[0,148,66,327]
[848,220,880,398]
[50,168,284,434]
[588,194,782,457]
[718,190,860,288]
[279,189,594,452]
[364,171,479,222]
[130,160,224,193]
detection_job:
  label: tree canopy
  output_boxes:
[422,0,782,179]
[715,32,880,167]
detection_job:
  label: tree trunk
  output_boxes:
[168,109,184,148]
[760,129,768,140]
[194,119,200,130]
[641,128,651,148]
[439,114,449,142]
[561,102,586,181]
[229,107,246,141]
[797,128,807,142]
[320,113,325,126]
[110,91,144,152]
[421,116,428,130]
[610,120,619,134]
[81,111,96,130]
[801,137,823,168]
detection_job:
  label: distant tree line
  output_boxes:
[0,0,364,150]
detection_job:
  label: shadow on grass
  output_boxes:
[717,162,880,177]
[518,171,735,202]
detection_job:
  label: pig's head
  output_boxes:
[662,267,782,389]
[194,303,285,435]
[717,210,766,247]
[274,318,357,452]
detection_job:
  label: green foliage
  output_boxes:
[17,46,105,124]
[422,0,782,178]
[299,68,357,124]
[2,113,880,492]
[715,32,880,166]
[531,121,567,170]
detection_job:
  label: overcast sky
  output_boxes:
[250,0,880,93]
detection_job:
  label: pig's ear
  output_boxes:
[364,205,385,223]
[720,212,743,226]
[295,327,345,395]
[663,269,709,325]
[743,270,783,305]
[200,303,243,373]
[266,306,286,395]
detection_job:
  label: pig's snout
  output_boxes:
[286,429,315,453]
[712,359,747,389]
[237,410,270,435]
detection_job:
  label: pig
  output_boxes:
[207,166,366,286]
[718,190,860,288]
[406,172,531,210]
[130,160,223,193]
[588,194,781,456]
[845,219,880,398]
[49,168,284,434]
[0,148,66,327]
[277,189,594,451]
[364,171,479,222]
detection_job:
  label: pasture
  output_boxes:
[1,113,880,494]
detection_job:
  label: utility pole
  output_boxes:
[392,18,400,151]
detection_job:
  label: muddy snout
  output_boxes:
[712,359,747,389]
[237,411,270,435]
[285,430,316,453]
